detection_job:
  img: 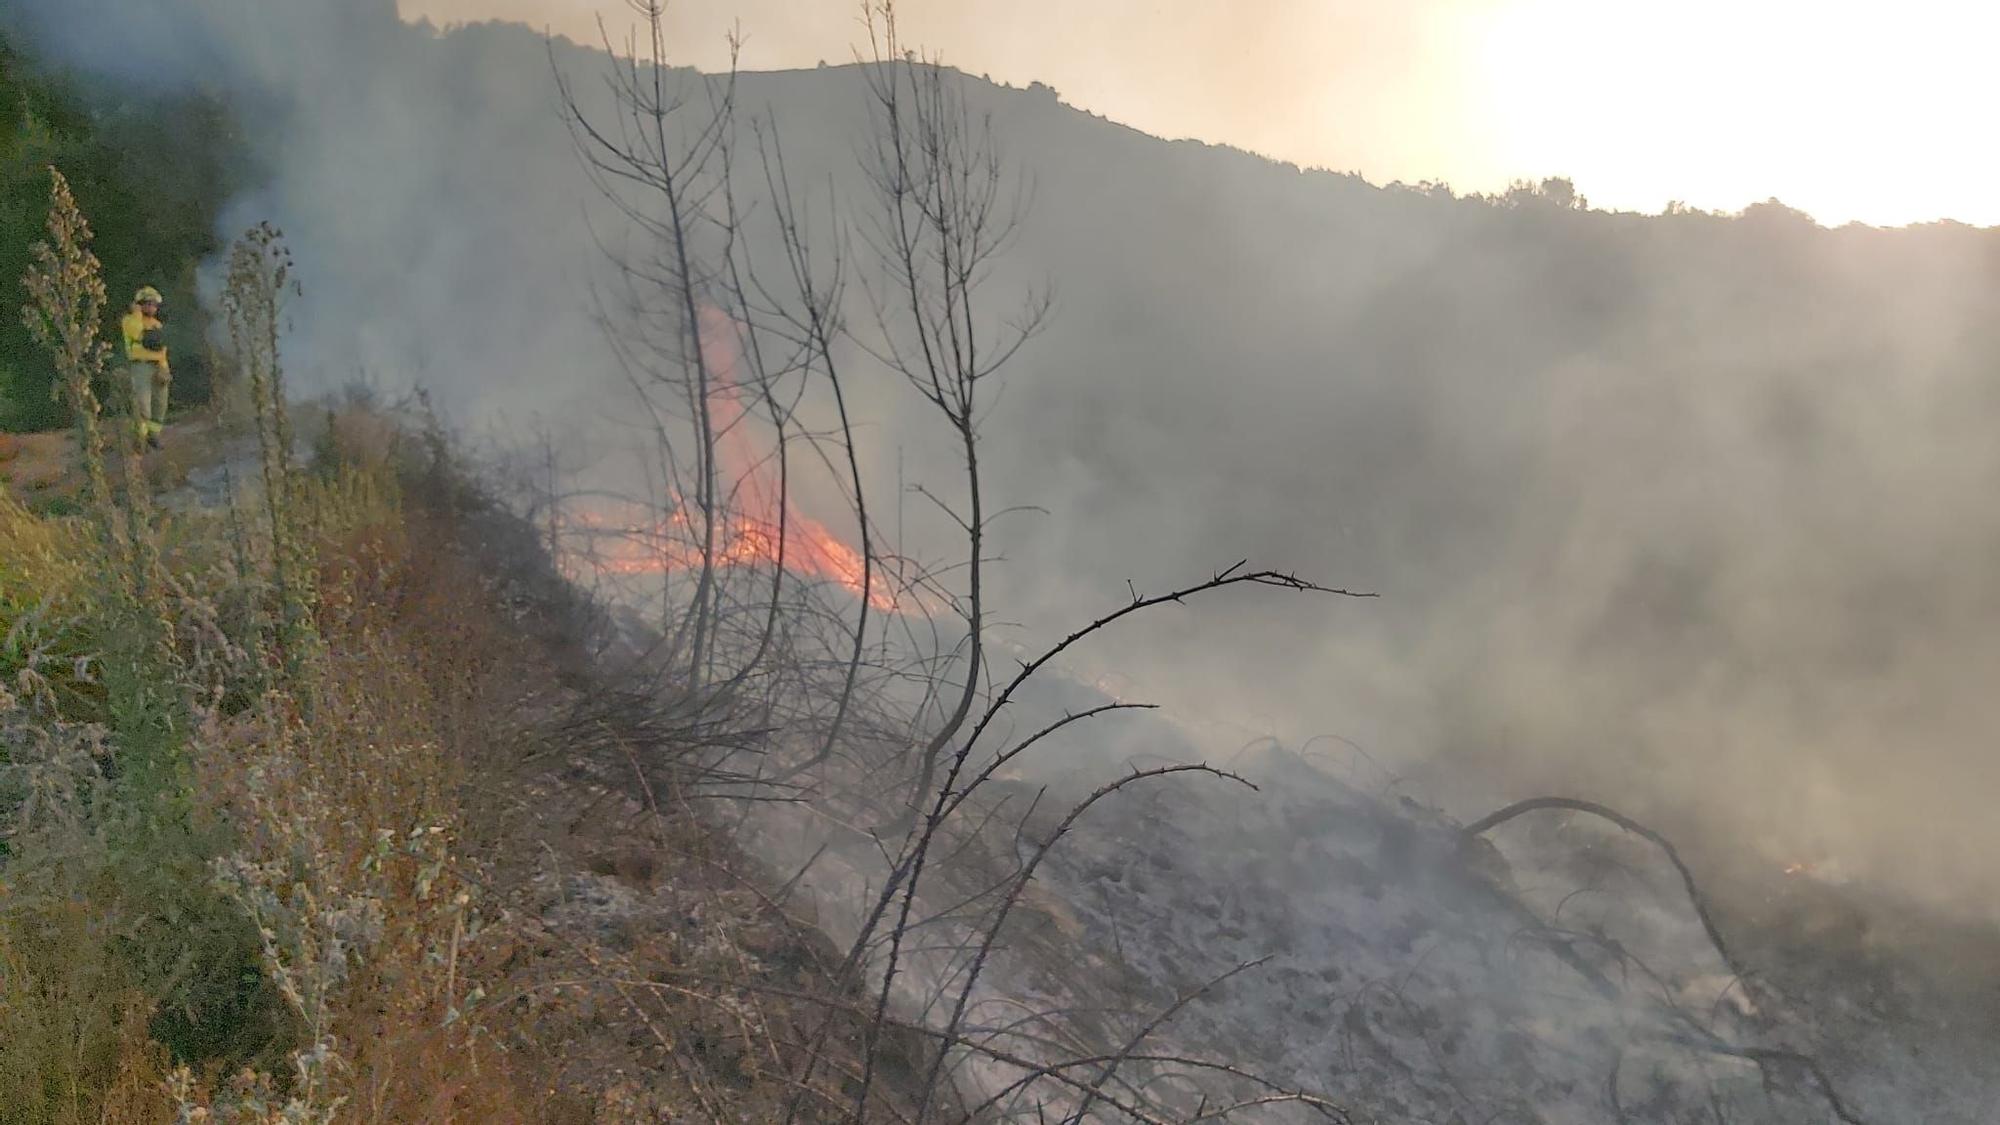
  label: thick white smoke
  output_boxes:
[12,0,2000,927]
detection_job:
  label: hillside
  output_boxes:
[4,2,2000,1122]
[0,396,946,1120]
[9,3,1999,908]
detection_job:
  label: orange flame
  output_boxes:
[565,305,893,611]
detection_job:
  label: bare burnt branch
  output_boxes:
[1468,796,1870,1124]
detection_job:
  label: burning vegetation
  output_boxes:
[560,307,891,610]
[6,2,1999,1123]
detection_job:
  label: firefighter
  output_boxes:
[120,285,171,449]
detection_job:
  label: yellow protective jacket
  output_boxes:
[121,308,168,366]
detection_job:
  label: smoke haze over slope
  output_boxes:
[10,0,2000,921]
[404,0,2000,228]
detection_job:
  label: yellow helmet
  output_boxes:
[134,286,163,306]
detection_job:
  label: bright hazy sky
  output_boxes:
[398,0,2000,228]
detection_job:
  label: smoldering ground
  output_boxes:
[11,0,2000,938]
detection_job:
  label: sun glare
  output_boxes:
[1469,0,2000,225]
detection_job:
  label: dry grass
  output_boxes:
[153,422,567,1123]
[0,385,940,1122]
[4,173,949,1119]
[381,438,937,1122]
[2,191,631,1122]
[0,409,543,1121]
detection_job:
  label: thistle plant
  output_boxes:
[222,223,315,671]
[20,167,175,658]
[20,169,115,546]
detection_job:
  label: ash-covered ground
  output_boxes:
[755,670,2000,1123]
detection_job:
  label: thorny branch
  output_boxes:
[1465,796,1868,1124]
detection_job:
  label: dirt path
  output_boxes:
[0,417,232,510]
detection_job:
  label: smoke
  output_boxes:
[3,0,627,423]
[11,0,2000,924]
